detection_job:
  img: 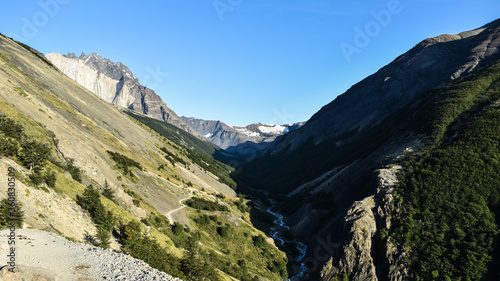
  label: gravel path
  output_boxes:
[0,229,183,281]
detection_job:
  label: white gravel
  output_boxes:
[0,228,183,281]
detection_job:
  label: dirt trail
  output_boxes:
[165,191,193,224]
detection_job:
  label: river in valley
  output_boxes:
[266,207,308,280]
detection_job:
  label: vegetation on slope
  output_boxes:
[0,198,24,229]
[391,61,500,280]
[236,106,396,196]
[127,111,237,188]
[0,110,284,280]
[124,110,219,157]
[185,197,229,212]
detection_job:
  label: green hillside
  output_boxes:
[0,33,287,281]
[124,110,220,157]
[391,61,500,280]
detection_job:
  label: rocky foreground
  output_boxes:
[0,229,183,281]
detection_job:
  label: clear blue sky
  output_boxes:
[1,1,499,126]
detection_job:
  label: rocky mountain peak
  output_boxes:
[46,52,203,139]
[64,52,139,82]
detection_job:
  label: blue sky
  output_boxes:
[1,1,499,126]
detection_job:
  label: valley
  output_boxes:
[0,16,500,281]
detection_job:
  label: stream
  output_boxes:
[266,207,308,280]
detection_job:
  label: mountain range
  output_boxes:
[1,18,500,281]
[181,116,304,155]
[45,52,304,157]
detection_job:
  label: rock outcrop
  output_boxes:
[336,196,378,281]
[45,52,202,138]
[374,166,407,281]
[321,165,407,281]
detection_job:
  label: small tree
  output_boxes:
[117,220,142,248]
[102,180,115,201]
[66,158,82,182]
[0,135,18,157]
[96,226,111,249]
[217,226,229,238]
[0,117,24,140]
[76,185,100,211]
[0,198,24,229]
[18,140,51,172]
[172,222,184,236]
[43,169,57,188]
[253,235,266,248]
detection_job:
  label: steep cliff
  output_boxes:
[238,18,500,194]
[274,19,500,153]
[45,52,202,138]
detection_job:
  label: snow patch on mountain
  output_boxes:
[258,125,287,135]
[235,127,261,137]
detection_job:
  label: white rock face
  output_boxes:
[46,52,202,138]
[47,53,131,108]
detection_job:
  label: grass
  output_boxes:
[0,96,51,143]
[14,86,28,97]
[0,52,21,74]
[36,90,126,151]
[192,212,288,280]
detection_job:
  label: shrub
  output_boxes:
[185,197,229,212]
[0,116,24,140]
[172,222,184,236]
[0,135,18,157]
[194,214,211,226]
[217,226,229,238]
[147,213,170,229]
[253,235,266,248]
[132,199,140,207]
[117,221,185,278]
[28,172,43,185]
[235,195,250,213]
[66,158,82,182]
[76,185,114,231]
[18,140,51,172]
[107,150,142,176]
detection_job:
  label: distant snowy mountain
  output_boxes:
[180,117,303,155]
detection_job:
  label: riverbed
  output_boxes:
[266,207,307,280]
